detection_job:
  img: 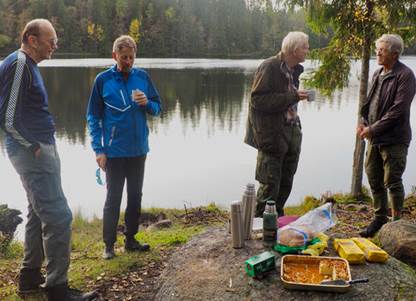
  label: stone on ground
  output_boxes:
[379,220,416,266]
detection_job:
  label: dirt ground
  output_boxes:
[87,257,167,301]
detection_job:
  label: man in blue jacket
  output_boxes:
[87,35,162,260]
[0,19,97,301]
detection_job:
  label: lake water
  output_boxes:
[1,57,416,225]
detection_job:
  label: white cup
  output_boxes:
[305,90,316,102]
[132,89,144,103]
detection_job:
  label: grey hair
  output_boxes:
[281,31,309,56]
[375,34,403,56]
[112,35,137,53]
[21,19,54,44]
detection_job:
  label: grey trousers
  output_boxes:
[7,143,73,287]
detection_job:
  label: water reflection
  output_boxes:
[1,59,415,227]
[36,68,254,144]
[149,69,252,135]
[42,67,100,145]
[37,66,359,144]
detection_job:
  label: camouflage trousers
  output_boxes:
[255,125,302,217]
[365,143,408,218]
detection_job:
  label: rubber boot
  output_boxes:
[359,215,389,238]
[18,267,45,294]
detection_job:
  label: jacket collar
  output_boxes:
[366,60,401,109]
[111,64,135,81]
[374,60,403,79]
[276,52,303,71]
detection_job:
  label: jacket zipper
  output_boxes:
[119,90,127,106]
[122,81,137,154]
[109,126,116,146]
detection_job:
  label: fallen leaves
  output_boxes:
[88,252,168,300]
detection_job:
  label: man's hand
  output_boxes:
[34,148,41,158]
[297,90,309,101]
[359,126,372,140]
[132,90,148,106]
[356,123,365,136]
[96,153,107,171]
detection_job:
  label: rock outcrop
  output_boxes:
[0,204,23,252]
[156,226,416,301]
[379,220,416,266]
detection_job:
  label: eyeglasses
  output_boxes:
[40,37,58,47]
[46,38,58,47]
[32,34,58,47]
[375,48,388,54]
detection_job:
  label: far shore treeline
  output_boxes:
[0,0,303,58]
[1,0,414,58]
[0,0,301,57]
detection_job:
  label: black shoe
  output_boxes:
[125,238,150,252]
[46,282,99,301]
[359,216,388,238]
[18,267,45,294]
[102,245,115,260]
[67,287,99,301]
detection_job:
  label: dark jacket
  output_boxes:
[0,50,55,154]
[244,53,303,155]
[361,60,416,146]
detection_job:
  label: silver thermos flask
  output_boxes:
[230,201,244,248]
[241,183,256,240]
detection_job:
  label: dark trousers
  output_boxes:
[365,143,408,217]
[255,125,302,216]
[103,155,146,247]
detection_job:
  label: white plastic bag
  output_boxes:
[277,203,337,247]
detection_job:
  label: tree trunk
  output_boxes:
[350,31,372,199]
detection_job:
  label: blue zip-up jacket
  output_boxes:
[86,65,162,158]
[0,50,55,153]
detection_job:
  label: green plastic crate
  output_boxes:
[245,251,276,277]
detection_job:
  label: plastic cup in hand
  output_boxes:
[131,89,142,102]
[306,90,316,102]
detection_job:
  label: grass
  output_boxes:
[284,187,374,216]
[285,195,322,216]
[0,206,217,300]
[1,240,24,259]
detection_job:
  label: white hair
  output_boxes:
[112,35,137,53]
[375,34,404,56]
[281,31,309,56]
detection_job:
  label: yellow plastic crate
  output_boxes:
[351,237,389,263]
[333,238,365,264]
